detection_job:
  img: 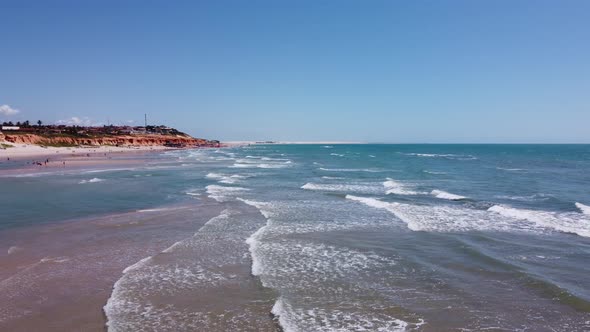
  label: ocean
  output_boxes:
[1,144,590,331]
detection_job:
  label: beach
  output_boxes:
[1,144,590,331]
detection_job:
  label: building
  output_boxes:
[1,126,20,131]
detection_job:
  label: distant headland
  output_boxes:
[0,121,219,148]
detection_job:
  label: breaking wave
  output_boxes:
[575,202,590,215]
[383,178,420,195]
[347,195,590,237]
[79,177,104,184]
[430,189,467,200]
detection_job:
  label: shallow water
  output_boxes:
[1,144,590,331]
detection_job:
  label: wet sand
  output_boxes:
[0,199,224,332]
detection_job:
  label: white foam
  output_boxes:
[383,178,420,195]
[245,224,268,276]
[79,177,104,184]
[402,152,477,160]
[206,172,245,184]
[270,297,410,332]
[231,163,288,169]
[237,198,273,219]
[206,185,249,202]
[497,167,527,172]
[40,256,70,263]
[122,256,152,274]
[330,153,345,157]
[347,195,590,236]
[575,202,590,215]
[430,189,467,200]
[7,246,22,255]
[488,205,590,237]
[321,176,344,180]
[301,182,381,193]
[319,167,383,173]
[494,193,552,202]
[345,194,392,209]
[423,170,446,175]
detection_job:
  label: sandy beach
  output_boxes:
[0,144,185,177]
[0,200,224,332]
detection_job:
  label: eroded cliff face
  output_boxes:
[0,133,212,147]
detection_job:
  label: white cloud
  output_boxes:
[56,117,102,126]
[0,105,20,116]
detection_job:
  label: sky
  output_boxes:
[1,0,589,143]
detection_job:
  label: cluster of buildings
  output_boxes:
[0,123,182,136]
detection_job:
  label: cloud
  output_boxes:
[0,105,20,116]
[56,117,102,126]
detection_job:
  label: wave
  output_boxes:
[330,153,345,157]
[7,246,22,255]
[494,193,553,202]
[231,163,289,169]
[79,177,104,184]
[497,167,527,172]
[237,198,272,277]
[347,195,590,237]
[318,167,384,173]
[270,297,410,332]
[104,209,252,331]
[401,152,477,160]
[301,182,381,194]
[430,189,467,200]
[137,207,179,213]
[206,172,246,184]
[321,176,344,180]
[423,170,446,175]
[237,198,273,219]
[383,178,420,195]
[488,205,590,237]
[206,185,249,202]
[575,202,590,215]
[39,256,70,264]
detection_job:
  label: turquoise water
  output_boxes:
[2,144,590,331]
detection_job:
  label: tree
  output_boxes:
[37,120,42,126]
[23,120,30,127]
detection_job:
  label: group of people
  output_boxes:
[21,158,66,167]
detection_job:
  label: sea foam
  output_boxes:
[430,189,467,200]
[575,202,590,215]
[301,182,381,193]
[79,177,104,184]
[383,178,420,195]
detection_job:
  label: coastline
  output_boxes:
[0,143,218,177]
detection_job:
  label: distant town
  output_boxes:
[2,120,184,136]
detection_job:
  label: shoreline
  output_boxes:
[0,143,221,177]
[0,198,225,332]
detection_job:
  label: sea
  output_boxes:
[1,144,590,331]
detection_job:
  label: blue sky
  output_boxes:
[1,1,589,142]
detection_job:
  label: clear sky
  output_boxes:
[1,1,589,143]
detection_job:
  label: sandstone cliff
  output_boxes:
[0,133,216,147]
